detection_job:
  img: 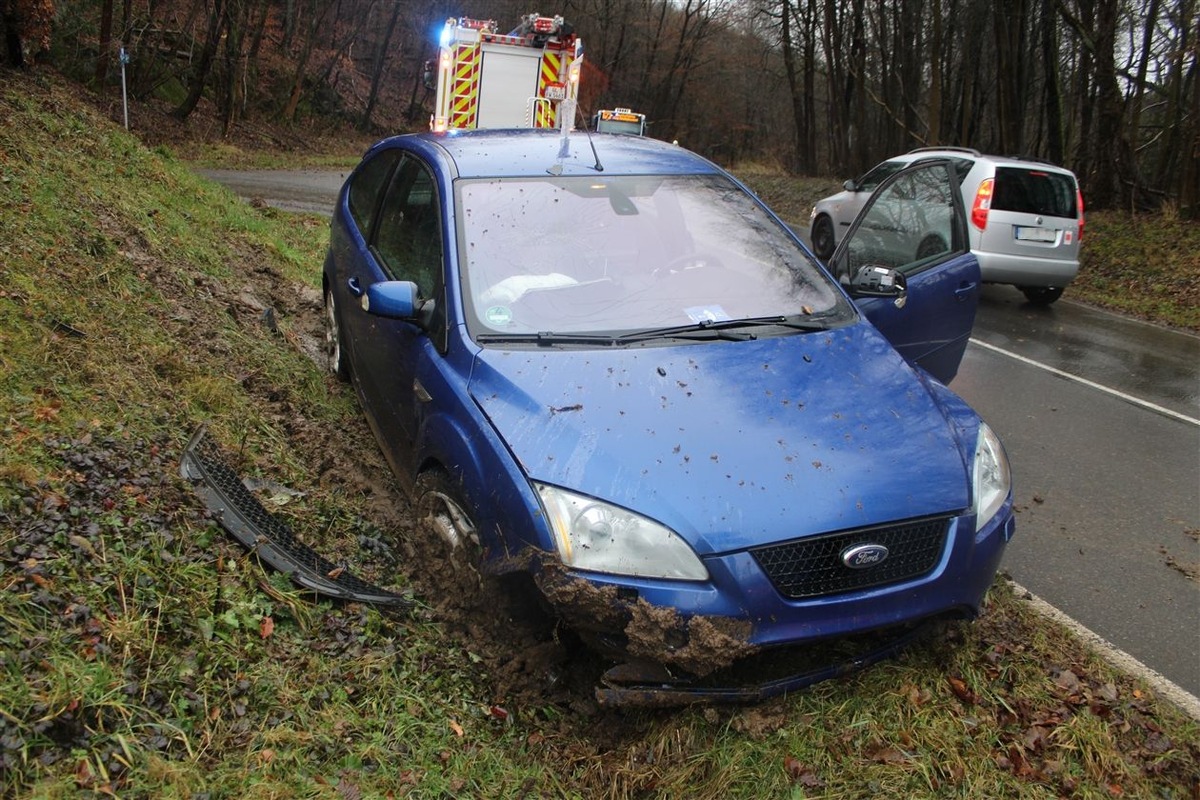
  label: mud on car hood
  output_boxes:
[469,324,971,556]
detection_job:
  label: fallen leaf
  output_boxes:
[448,720,464,737]
[784,756,804,781]
[948,676,976,704]
[327,566,345,579]
[336,776,363,800]
[1022,726,1048,752]
[489,705,509,721]
[33,403,61,422]
[68,535,98,557]
[1054,669,1082,694]
[259,616,275,639]
[867,743,908,765]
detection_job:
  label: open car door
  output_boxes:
[828,159,980,384]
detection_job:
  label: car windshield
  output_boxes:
[456,174,852,339]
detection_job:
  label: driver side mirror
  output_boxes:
[846,265,908,308]
[362,280,436,328]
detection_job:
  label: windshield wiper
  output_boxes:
[474,314,834,347]
[474,331,618,346]
[617,314,832,343]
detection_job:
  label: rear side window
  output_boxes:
[992,167,1077,218]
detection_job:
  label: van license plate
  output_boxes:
[1015,227,1057,242]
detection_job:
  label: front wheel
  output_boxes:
[1020,286,1064,306]
[810,215,835,261]
[324,284,351,382]
[414,470,482,588]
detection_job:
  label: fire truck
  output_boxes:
[429,14,583,132]
[593,107,646,136]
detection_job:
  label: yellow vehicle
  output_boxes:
[594,107,646,136]
[429,14,583,132]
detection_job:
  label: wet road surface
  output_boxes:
[202,169,1200,697]
[953,286,1199,696]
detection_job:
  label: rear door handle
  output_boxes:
[347,277,364,298]
[954,282,977,302]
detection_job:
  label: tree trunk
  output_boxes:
[1040,0,1063,164]
[1084,0,1126,208]
[95,0,114,87]
[172,0,227,121]
[993,0,1027,154]
[360,0,402,131]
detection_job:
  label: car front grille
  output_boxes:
[750,515,952,600]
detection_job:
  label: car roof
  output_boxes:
[894,147,1076,175]
[368,129,723,180]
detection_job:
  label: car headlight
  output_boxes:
[972,422,1011,531]
[535,483,708,581]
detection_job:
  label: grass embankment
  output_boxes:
[1,72,1197,798]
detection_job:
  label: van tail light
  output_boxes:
[1076,188,1085,242]
[971,178,994,230]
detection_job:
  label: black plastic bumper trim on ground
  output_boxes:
[180,426,412,608]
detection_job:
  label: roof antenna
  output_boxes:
[578,100,604,173]
[545,98,603,175]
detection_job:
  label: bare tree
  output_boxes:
[172,0,227,121]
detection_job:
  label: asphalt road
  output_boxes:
[202,168,1200,697]
[953,287,1199,696]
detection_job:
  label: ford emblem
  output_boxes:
[842,543,889,569]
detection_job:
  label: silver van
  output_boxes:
[810,148,1084,305]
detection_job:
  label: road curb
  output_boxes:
[1009,579,1200,721]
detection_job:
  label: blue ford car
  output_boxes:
[322,130,1014,702]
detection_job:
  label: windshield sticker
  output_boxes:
[485,306,514,326]
[684,305,732,324]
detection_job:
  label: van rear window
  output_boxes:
[992,167,1077,218]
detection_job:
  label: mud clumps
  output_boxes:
[537,562,758,678]
[624,602,757,677]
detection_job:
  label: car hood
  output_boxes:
[469,325,971,555]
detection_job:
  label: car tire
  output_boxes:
[1020,286,1064,306]
[415,469,482,584]
[324,284,351,382]
[811,215,835,261]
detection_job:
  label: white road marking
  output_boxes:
[969,338,1200,427]
[1009,580,1200,721]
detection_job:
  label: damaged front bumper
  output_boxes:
[595,618,945,707]
[535,559,963,707]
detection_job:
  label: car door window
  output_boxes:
[348,150,400,241]
[832,162,963,280]
[856,160,907,191]
[373,157,443,299]
[831,160,978,384]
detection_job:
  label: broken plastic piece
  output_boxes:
[180,426,412,608]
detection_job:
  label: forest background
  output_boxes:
[1,0,1196,217]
